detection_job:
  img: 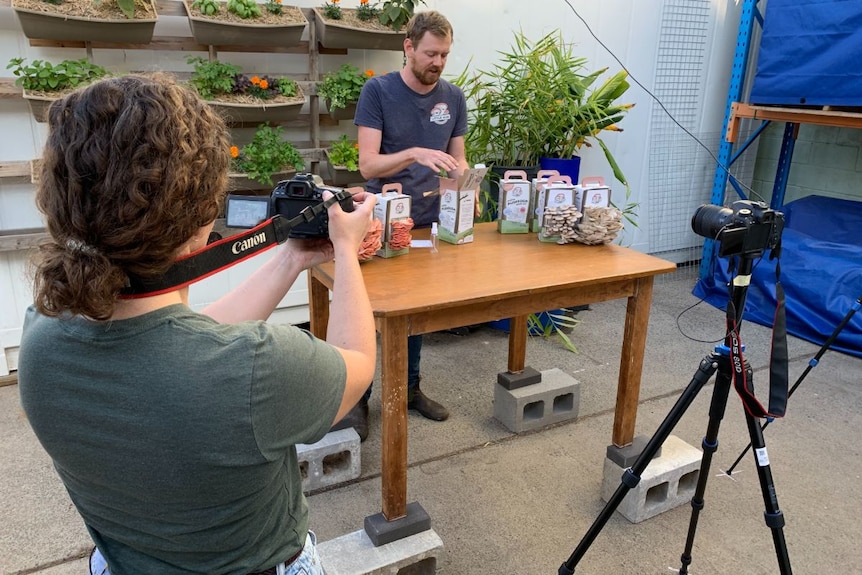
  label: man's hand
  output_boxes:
[413,147,460,175]
[324,190,378,259]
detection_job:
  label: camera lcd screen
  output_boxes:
[225,195,270,229]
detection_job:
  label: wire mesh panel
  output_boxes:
[648,0,758,281]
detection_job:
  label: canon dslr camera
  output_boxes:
[225,173,354,239]
[691,199,784,257]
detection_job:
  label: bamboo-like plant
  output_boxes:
[453,30,634,186]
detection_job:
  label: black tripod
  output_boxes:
[559,252,792,574]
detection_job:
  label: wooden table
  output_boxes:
[309,223,676,526]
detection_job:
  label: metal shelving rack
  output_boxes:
[700,0,862,279]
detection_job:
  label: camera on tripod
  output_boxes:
[225,173,354,239]
[691,199,784,257]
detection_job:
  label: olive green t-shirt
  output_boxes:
[18,304,346,574]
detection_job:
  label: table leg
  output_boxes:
[507,314,528,372]
[308,272,329,340]
[364,316,431,546]
[613,277,655,447]
[380,316,409,521]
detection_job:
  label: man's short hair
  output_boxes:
[406,10,453,46]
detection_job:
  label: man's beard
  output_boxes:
[411,62,442,86]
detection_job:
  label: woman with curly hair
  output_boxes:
[17,73,377,575]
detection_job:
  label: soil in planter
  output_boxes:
[12,0,156,20]
[188,2,305,26]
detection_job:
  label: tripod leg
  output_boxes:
[558,355,718,575]
[745,411,793,574]
[678,358,735,574]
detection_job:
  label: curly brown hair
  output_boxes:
[31,73,231,320]
[406,10,453,47]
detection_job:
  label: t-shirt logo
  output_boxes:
[430,103,451,125]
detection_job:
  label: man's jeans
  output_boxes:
[89,531,322,575]
[362,334,422,402]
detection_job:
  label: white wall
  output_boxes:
[0,0,743,375]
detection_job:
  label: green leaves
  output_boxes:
[452,30,634,186]
[233,125,305,186]
[7,57,108,93]
[192,0,219,15]
[328,134,359,172]
[187,56,239,100]
[227,0,261,19]
[377,0,425,31]
[318,64,371,110]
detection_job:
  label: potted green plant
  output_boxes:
[324,134,365,186]
[186,56,305,124]
[184,0,307,48]
[453,29,637,224]
[313,0,423,51]
[11,0,159,43]
[318,64,373,121]
[229,124,305,191]
[7,57,110,122]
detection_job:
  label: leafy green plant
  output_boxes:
[356,0,379,21]
[264,0,283,15]
[92,0,146,19]
[327,135,359,171]
[227,0,261,19]
[6,57,109,93]
[378,0,425,31]
[322,0,342,19]
[528,309,580,353]
[187,57,298,101]
[318,64,373,110]
[231,125,305,186]
[453,30,634,183]
[191,0,219,15]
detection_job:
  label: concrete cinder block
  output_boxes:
[297,428,360,492]
[601,435,702,523]
[493,368,580,433]
[317,528,443,575]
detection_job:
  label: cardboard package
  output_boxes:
[530,169,561,232]
[580,176,612,211]
[438,165,488,244]
[539,176,581,243]
[374,183,412,258]
[497,170,532,234]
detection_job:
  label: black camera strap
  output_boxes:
[121,190,353,298]
[726,253,789,419]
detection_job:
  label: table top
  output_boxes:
[313,223,676,318]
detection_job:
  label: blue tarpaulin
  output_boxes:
[750,0,862,107]
[693,195,862,358]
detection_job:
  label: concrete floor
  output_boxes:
[2,269,861,574]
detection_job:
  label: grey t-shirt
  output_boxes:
[18,304,346,574]
[354,71,468,227]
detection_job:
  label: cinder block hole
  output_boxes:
[523,400,545,421]
[646,481,670,506]
[678,469,699,495]
[322,450,351,475]
[553,393,574,414]
[299,461,308,480]
[397,557,437,574]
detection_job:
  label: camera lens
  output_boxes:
[691,204,734,239]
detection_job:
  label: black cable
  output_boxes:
[560,0,765,203]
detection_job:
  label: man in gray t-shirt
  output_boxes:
[345,10,469,438]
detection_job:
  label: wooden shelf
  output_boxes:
[726,102,862,142]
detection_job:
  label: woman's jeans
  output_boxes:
[89,531,322,575]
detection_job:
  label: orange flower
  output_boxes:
[360,0,368,4]
[332,0,339,3]
[230,146,240,158]
[250,76,261,85]
[365,69,374,77]
[353,143,359,149]
[259,79,269,89]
